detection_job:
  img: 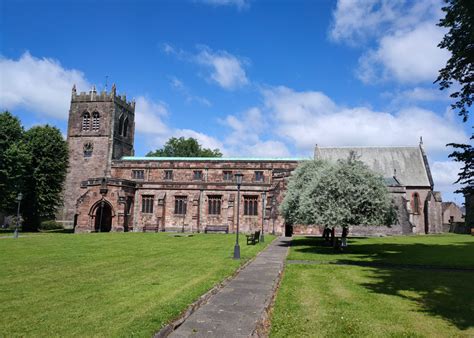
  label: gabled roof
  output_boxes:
[314,146,432,188]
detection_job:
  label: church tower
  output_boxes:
[58,84,135,227]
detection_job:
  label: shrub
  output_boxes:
[39,220,63,231]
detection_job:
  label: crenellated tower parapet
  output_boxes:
[71,84,136,111]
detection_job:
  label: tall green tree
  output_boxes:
[147,137,222,157]
[436,0,473,195]
[281,157,395,246]
[22,125,68,230]
[0,112,28,213]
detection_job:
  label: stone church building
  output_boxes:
[58,86,442,235]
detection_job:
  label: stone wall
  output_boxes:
[74,159,297,234]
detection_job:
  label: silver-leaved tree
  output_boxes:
[280,155,396,248]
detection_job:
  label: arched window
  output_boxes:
[412,193,420,214]
[118,114,124,136]
[123,117,129,137]
[92,112,100,131]
[82,112,91,131]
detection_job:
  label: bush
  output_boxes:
[39,220,63,231]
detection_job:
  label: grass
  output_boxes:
[0,232,274,336]
[288,234,474,268]
[271,234,474,337]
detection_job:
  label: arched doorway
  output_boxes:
[94,201,112,232]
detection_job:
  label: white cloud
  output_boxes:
[383,86,450,105]
[162,44,250,90]
[136,96,225,154]
[134,96,169,135]
[357,23,449,84]
[169,76,212,106]
[197,0,249,10]
[431,160,462,198]
[219,107,290,157]
[330,0,442,44]
[174,129,225,152]
[330,0,449,85]
[0,52,90,119]
[196,46,249,90]
[262,86,468,153]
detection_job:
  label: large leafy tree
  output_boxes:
[0,112,29,213]
[22,125,68,230]
[0,112,68,231]
[436,0,473,195]
[281,157,395,245]
[147,137,222,157]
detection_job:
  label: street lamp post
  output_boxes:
[261,191,266,242]
[233,172,243,259]
[14,192,23,239]
[271,196,276,235]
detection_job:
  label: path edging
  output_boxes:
[252,237,291,337]
[153,238,278,338]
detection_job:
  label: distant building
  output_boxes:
[57,85,443,235]
[442,202,465,225]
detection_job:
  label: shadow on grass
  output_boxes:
[0,228,74,234]
[291,236,474,331]
[292,236,474,266]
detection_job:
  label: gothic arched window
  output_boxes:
[123,117,129,137]
[118,114,124,136]
[92,112,100,131]
[82,112,91,131]
[412,192,420,214]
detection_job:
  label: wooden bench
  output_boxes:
[205,225,229,234]
[143,225,160,232]
[246,230,261,245]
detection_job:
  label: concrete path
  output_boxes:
[169,237,291,337]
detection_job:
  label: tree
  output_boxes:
[279,160,330,225]
[0,111,28,213]
[436,0,474,195]
[0,112,69,231]
[146,137,222,157]
[281,157,395,248]
[22,125,68,231]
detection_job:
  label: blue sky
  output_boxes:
[0,0,470,203]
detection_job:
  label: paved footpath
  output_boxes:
[169,237,291,337]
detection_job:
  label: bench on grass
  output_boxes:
[246,230,261,245]
[204,225,229,234]
[143,225,160,232]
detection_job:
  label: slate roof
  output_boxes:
[315,146,432,187]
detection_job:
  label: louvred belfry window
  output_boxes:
[82,112,90,131]
[92,112,100,131]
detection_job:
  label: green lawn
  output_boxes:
[0,232,274,336]
[288,234,474,268]
[271,234,474,337]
